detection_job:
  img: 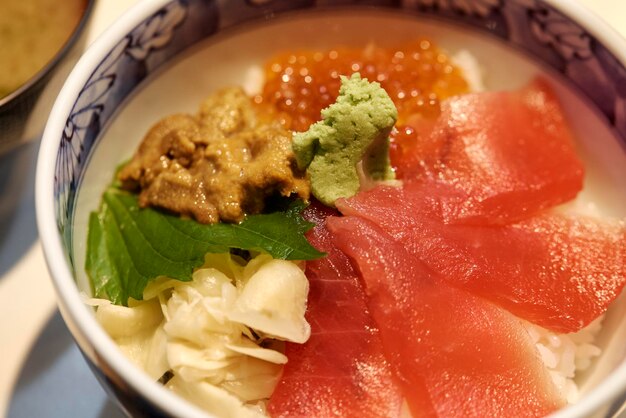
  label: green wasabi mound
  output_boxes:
[292,73,398,207]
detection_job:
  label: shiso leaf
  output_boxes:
[86,188,324,306]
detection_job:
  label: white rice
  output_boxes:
[524,318,603,404]
[452,49,486,93]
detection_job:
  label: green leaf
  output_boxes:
[86,188,324,306]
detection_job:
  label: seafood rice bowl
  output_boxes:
[36,1,626,417]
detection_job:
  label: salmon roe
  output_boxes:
[257,39,470,132]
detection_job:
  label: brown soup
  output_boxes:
[0,0,86,98]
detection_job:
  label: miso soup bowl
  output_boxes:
[0,0,96,154]
[35,0,626,417]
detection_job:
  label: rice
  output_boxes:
[524,318,603,404]
[452,49,485,93]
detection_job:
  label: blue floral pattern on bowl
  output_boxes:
[55,0,626,272]
[56,2,188,243]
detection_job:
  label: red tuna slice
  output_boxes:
[327,216,565,418]
[389,79,584,224]
[267,202,404,418]
[337,183,626,333]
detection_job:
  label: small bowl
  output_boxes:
[36,0,626,417]
[0,0,95,155]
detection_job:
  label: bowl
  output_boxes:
[0,0,95,155]
[35,0,626,417]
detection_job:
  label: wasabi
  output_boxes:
[292,73,397,207]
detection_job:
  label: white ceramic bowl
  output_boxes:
[36,0,626,417]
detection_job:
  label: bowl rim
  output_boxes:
[35,0,213,416]
[0,0,96,108]
[35,1,626,417]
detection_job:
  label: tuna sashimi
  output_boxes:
[328,215,565,418]
[389,79,584,224]
[267,203,404,418]
[337,183,626,333]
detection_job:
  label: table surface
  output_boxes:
[0,0,624,417]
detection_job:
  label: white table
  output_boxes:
[0,0,623,416]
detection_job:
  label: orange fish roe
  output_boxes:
[257,39,470,132]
